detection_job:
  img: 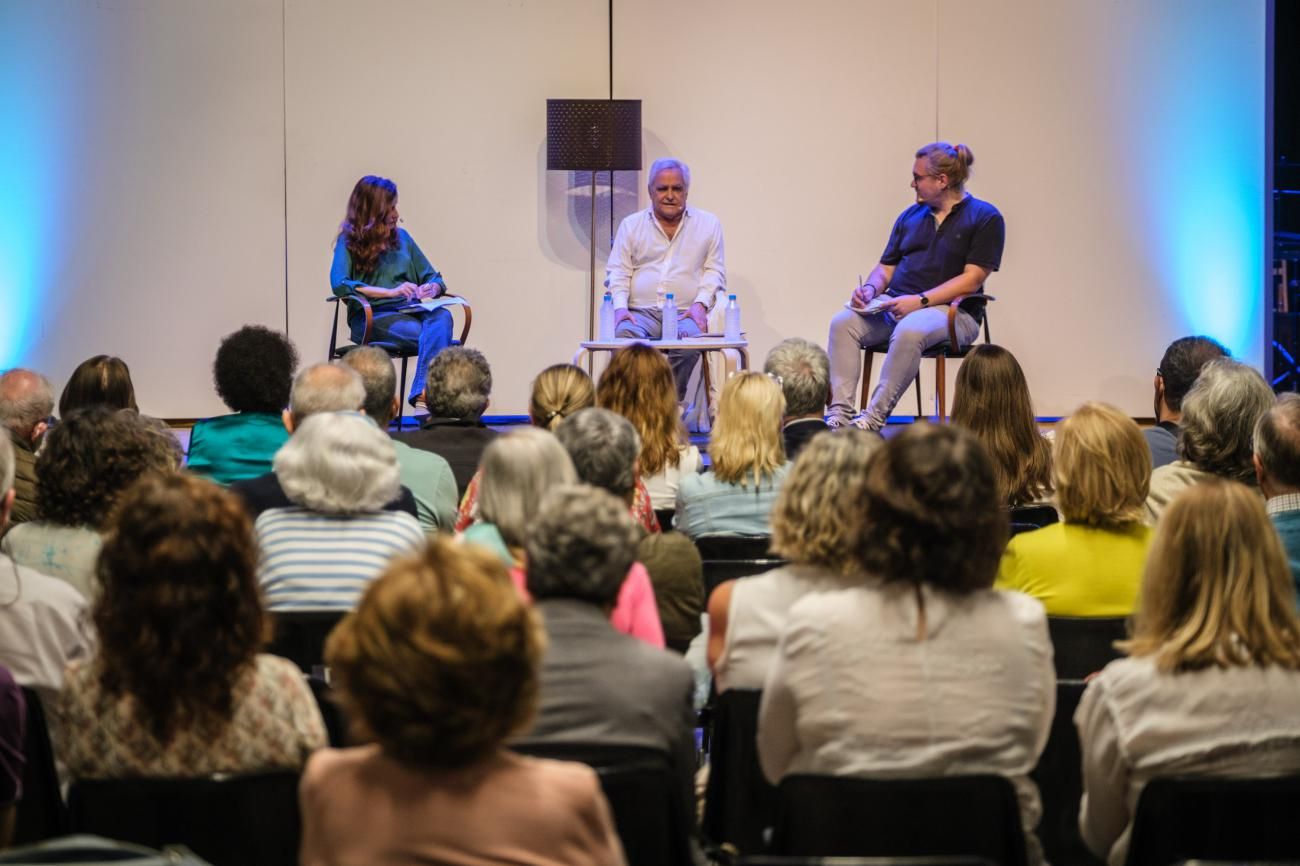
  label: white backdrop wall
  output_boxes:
[0,0,1266,419]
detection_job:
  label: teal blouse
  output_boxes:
[186,413,290,485]
[329,228,446,319]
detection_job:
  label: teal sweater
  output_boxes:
[186,413,290,486]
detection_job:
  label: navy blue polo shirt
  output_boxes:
[880,195,1005,311]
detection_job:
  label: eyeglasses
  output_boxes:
[912,173,941,184]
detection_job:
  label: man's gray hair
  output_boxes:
[0,369,54,435]
[1255,392,1300,490]
[1178,358,1275,484]
[764,338,830,416]
[478,427,576,548]
[424,347,492,420]
[274,412,399,513]
[554,408,641,498]
[648,157,691,189]
[0,432,13,495]
[289,363,365,423]
[525,485,640,606]
[340,347,397,426]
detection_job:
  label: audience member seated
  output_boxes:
[186,325,298,485]
[1076,479,1300,866]
[1145,358,1274,522]
[708,429,881,692]
[676,371,789,538]
[0,435,92,708]
[950,344,1053,508]
[1,408,180,599]
[0,666,23,850]
[395,346,498,498]
[230,363,417,519]
[764,338,835,461]
[255,412,424,611]
[516,486,696,807]
[596,343,701,512]
[556,408,702,652]
[757,424,1054,865]
[341,346,457,533]
[57,355,138,417]
[1145,335,1229,469]
[54,473,326,778]
[0,369,53,530]
[302,538,626,866]
[996,402,1153,616]
[1254,393,1300,600]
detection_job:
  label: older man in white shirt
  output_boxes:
[606,157,726,396]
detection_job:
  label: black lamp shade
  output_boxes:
[546,99,642,171]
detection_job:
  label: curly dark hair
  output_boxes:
[59,355,137,417]
[94,473,266,746]
[858,423,1008,594]
[338,175,399,273]
[212,325,299,413]
[36,408,180,529]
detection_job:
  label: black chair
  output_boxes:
[654,508,676,533]
[859,294,993,421]
[769,774,1028,866]
[265,610,347,673]
[1046,617,1127,681]
[12,689,67,845]
[306,675,349,748]
[1124,774,1300,866]
[1008,504,1059,537]
[695,536,787,601]
[703,689,777,856]
[740,858,998,866]
[67,771,301,866]
[1030,680,1101,866]
[511,742,694,866]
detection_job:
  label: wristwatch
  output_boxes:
[919,294,930,307]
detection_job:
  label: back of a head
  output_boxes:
[1128,479,1300,672]
[1257,393,1300,490]
[764,338,830,417]
[0,368,55,436]
[710,371,787,486]
[859,423,1007,594]
[424,347,492,420]
[554,407,640,499]
[771,429,884,573]
[596,343,683,476]
[1159,335,1229,413]
[477,427,577,548]
[59,355,138,417]
[525,484,640,606]
[915,141,974,191]
[1054,402,1150,527]
[529,364,594,431]
[289,363,366,424]
[326,537,542,769]
[274,412,399,514]
[213,326,299,414]
[341,346,398,426]
[1178,358,1275,482]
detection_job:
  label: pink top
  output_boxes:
[510,563,666,649]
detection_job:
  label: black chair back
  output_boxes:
[67,771,300,866]
[695,536,786,600]
[13,689,67,845]
[703,689,777,856]
[740,857,998,865]
[1008,505,1058,529]
[770,774,1028,866]
[265,610,347,673]
[1029,680,1097,866]
[1124,774,1300,866]
[1046,617,1127,680]
[305,675,349,748]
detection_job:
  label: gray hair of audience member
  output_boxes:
[477,427,577,548]
[340,346,397,426]
[1178,358,1276,484]
[1255,393,1300,490]
[288,363,365,425]
[424,347,492,420]
[764,338,830,417]
[0,433,13,496]
[0,369,55,435]
[554,408,641,500]
[1158,335,1229,413]
[525,485,640,606]
[648,157,691,189]
[273,411,399,513]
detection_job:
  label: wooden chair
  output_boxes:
[859,295,993,421]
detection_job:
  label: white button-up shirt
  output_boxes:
[605,206,726,311]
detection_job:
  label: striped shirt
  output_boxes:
[255,507,425,611]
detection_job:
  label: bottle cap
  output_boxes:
[729,293,737,300]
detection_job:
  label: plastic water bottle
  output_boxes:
[598,292,615,341]
[724,293,742,341]
[663,293,678,341]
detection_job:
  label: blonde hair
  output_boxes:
[1122,480,1300,672]
[915,142,974,191]
[710,372,786,487]
[771,430,883,572]
[596,343,686,476]
[529,364,594,431]
[1054,402,1150,527]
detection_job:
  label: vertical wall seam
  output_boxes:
[282,0,290,334]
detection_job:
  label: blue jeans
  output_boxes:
[351,307,453,403]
